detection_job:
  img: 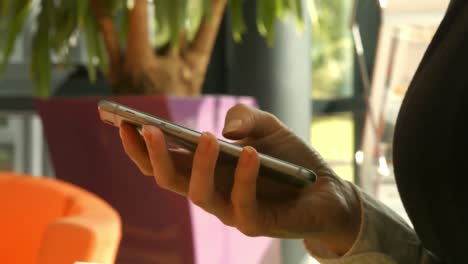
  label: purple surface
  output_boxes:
[166,95,256,136]
[37,95,279,264]
[37,96,194,264]
[166,96,280,264]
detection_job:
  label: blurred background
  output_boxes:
[0,0,450,263]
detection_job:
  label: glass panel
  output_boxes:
[358,25,438,224]
[0,114,13,171]
[311,0,354,99]
[0,116,8,127]
[310,113,354,182]
[0,144,13,171]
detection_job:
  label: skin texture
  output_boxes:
[119,104,361,256]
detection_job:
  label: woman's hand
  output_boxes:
[119,104,361,256]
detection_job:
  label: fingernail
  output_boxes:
[199,132,212,153]
[119,127,125,139]
[142,125,152,141]
[223,119,242,134]
[241,146,256,164]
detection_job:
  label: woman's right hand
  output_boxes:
[119,104,361,256]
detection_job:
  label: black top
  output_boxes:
[393,0,468,263]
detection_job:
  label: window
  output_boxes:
[311,0,354,99]
[0,144,13,171]
[310,113,354,182]
[310,0,356,182]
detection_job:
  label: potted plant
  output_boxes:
[1,0,306,96]
[1,1,308,263]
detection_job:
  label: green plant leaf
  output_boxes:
[83,14,98,82]
[105,0,120,15]
[0,0,31,75]
[172,0,186,49]
[228,0,246,42]
[0,1,5,19]
[153,0,171,47]
[30,0,52,97]
[203,0,212,21]
[186,0,204,42]
[296,0,305,30]
[275,0,286,21]
[0,0,12,32]
[50,0,79,61]
[256,0,275,45]
[154,0,187,49]
[77,0,89,27]
[96,33,109,74]
[265,2,276,45]
[287,0,304,32]
[82,7,109,82]
[256,0,266,36]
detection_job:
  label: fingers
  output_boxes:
[222,104,283,140]
[123,122,266,235]
[120,123,153,176]
[142,125,189,195]
[231,146,262,236]
[188,132,231,220]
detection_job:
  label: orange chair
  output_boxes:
[0,172,121,264]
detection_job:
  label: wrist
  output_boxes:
[304,181,362,257]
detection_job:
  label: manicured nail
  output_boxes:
[223,119,242,134]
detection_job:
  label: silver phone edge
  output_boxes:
[98,100,317,185]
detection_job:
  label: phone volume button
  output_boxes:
[160,123,182,134]
[171,127,182,134]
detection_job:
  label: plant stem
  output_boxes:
[125,0,154,70]
[183,0,227,95]
[189,0,227,55]
[90,0,121,87]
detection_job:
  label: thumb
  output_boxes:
[222,104,283,140]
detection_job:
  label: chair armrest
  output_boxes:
[38,197,121,264]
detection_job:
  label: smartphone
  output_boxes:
[98,100,317,198]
